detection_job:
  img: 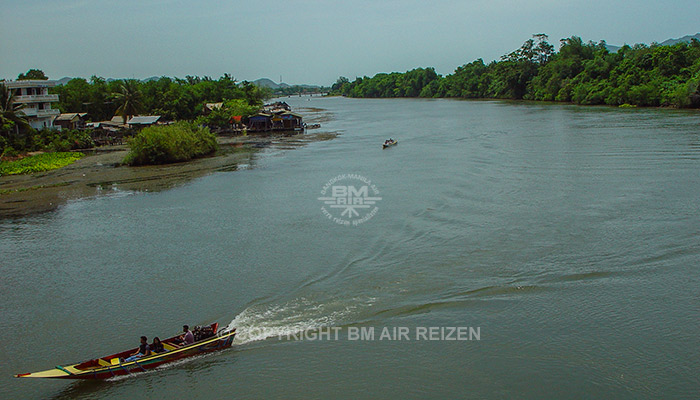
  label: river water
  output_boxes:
[1,97,699,399]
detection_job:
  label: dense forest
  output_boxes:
[50,74,271,122]
[330,35,700,108]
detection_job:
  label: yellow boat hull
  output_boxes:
[16,325,235,380]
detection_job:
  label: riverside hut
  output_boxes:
[271,111,303,131]
[247,113,272,132]
[54,113,88,130]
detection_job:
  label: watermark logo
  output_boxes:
[318,174,381,226]
[238,326,481,341]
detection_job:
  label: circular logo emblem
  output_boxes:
[318,174,381,226]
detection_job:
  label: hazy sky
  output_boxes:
[1,0,698,85]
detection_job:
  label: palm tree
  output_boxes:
[113,80,143,124]
[0,83,30,137]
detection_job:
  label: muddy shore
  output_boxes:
[0,107,336,218]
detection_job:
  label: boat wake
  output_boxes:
[104,354,212,382]
[101,296,375,382]
[226,296,375,344]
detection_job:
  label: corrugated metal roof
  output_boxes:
[100,120,127,128]
[128,115,161,125]
[55,113,80,121]
[250,113,272,118]
[281,112,303,118]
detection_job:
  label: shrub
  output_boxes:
[34,129,95,152]
[0,137,8,156]
[123,122,218,166]
[1,146,19,158]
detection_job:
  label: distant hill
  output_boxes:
[55,77,72,85]
[660,33,700,46]
[604,44,622,53]
[252,78,325,90]
[605,32,700,52]
[253,78,288,89]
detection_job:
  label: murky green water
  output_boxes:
[1,97,699,399]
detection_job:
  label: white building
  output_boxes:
[5,80,60,130]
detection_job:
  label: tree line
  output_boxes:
[330,35,700,108]
[51,74,271,122]
[273,85,330,96]
[1,72,271,156]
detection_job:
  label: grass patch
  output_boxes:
[0,152,84,176]
[124,122,218,166]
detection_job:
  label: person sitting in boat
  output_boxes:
[125,336,151,362]
[174,325,195,347]
[151,337,165,353]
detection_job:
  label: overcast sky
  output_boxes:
[1,0,698,85]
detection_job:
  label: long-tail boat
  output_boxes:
[383,139,398,149]
[15,322,235,379]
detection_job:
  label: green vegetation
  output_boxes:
[331,68,441,98]
[113,80,144,124]
[51,74,271,122]
[195,99,259,130]
[17,69,49,81]
[1,83,30,143]
[1,127,94,157]
[1,71,270,156]
[123,122,218,166]
[330,35,700,108]
[2,71,98,156]
[0,152,84,176]
[33,129,95,152]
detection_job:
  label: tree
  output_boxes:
[239,81,270,106]
[533,34,555,64]
[442,59,488,98]
[88,76,115,121]
[0,83,31,137]
[331,77,350,94]
[52,78,91,113]
[502,34,553,64]
[195,99,259,129]
[17,69,48,80]
[113,80,143,124]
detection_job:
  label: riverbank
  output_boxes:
[0,106,336,218]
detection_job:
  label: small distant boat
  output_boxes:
[383,139,398,149]
[15,322,235,380]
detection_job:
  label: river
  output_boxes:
[1,97,699,399]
